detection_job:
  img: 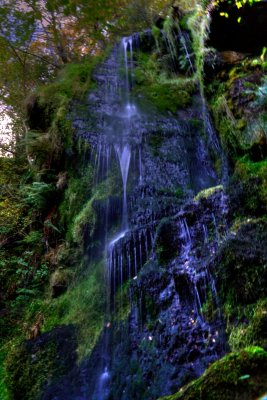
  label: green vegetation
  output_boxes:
[158,347,267,400]
[1,1,267,399]
[113,281,131,323]
[229,299,267,351]
[194,185,223,202]
[42,261,105,360]
[134,47,196,113]
[6,339,59,400]
[0,52,108,398]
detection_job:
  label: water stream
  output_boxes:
[70,31,229,400]
[114,144,131,230]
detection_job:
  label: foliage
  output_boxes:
[0,40,106,400]
[121,0,174,32]
[0,0,126,115]
[22,182,56,212]
[0,349,9,400]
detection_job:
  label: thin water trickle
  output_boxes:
[203,224,208,244]
[97,367,110,400]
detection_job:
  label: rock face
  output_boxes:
[158,347,267,400]
[110,189,229,399]
[32,20,266,399]
[208,1,267,54]
[69,36,228,399]
[5,325,77,400]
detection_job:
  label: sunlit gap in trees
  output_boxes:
[0,102,13,157]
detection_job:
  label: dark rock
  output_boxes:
[50,269,72,298]
[249,134,267,161]
[214,219,267,305]
[26,93,53,132]
[6,325,77,400]
[208,1,267,54]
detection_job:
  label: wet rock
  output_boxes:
[158,347,267,400]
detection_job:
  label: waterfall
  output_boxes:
[115,144,131,230]
[139,145,143,184]
[122,37,130,93]
[122,36,134,93]
[176,25,194,74]
[70,27,228,400]
[93,36,137,398]
[94,367,110,400]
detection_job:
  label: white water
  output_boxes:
[96,367,110,400]
[96,37,136,396]
[114,144,131,230]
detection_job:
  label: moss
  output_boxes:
[5,325,76,400]
[209,92,241,157]
[59,164,93,240]
[194,185,223,202]
[26,57,103,169]
[72,196,97,242]
[152,25,161,48]
[50,268,74,298]
[134,50,196,113]
[187,8,210,96]
[201,290,219,323]
[5,340,58,400]
[71,175,120,243]
[231,157,267,214]
[146,83,191,113]
[229,298,267,352]
[113,281,131,323]
[42,260,105,360]
[0,349,9,400]
[215,219,267,306]
[158,347,267,400]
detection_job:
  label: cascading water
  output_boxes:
[57,28,230,400]
[91,36,139,400]
[114,144,131,230]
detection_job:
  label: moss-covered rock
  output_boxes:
[5,325,77,400]
[194,185,223,202]
[134,50,196,113]
[229,299,267,351]
[158,347,267,400]
[215,219,267,306]
[229,158,267,216]
[50,268,73,298]
[144,83,191,113]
